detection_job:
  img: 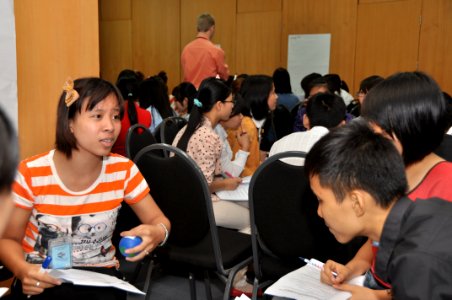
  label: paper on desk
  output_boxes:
[49,268,145,295]
[0,287,8,298]
[216,176,251,201]
[265,264,364,300]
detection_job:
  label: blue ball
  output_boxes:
[119,236,143,257]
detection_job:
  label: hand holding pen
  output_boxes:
[221,172,242,190]
[314,258,353,286]
[300,256,350,286]
[25,256,61,298]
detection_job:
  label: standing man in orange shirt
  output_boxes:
[181,13,229,89]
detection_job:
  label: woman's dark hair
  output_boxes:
[443,91,452,130]
[157,71,168,84]
[239,75,273,120]
[362,71,447,166]
[307,77,330,97]
[305,119,407,208]
[323,74,342,94]
[300,73,322,97]
[231,75,248,95]
[273,67,292,94]
[231,93,246,117]
[176,77,231,152]
[56,77,124,159]
[306,93,346,128]
[359,75,384,94]
[138,76,173,119]
[0,106,18,191]
[172,82,197,114]
[116,71,140,125]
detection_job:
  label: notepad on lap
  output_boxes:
[48,269,145,295]
[216,176,251,201]
[265,264,364,300]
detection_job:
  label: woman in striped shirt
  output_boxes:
[0,77,170,300]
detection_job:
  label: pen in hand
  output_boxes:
[27,256,52,298]
[300,257,338,278]
[223,171,234,178]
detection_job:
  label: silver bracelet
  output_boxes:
[157,222,169,247]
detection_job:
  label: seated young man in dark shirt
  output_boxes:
[304,120,452,300]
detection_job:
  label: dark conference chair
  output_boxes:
[159,116,187,145]
[133,144,252,300]
[248,151,313,299]
[248,151,365,299]
[125,124,156,161]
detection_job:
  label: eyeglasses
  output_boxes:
[223,100,236,106]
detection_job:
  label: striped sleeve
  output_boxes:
[123,160,150,205]
[13,159,36,209]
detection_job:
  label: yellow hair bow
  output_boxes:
[63,78,80,107]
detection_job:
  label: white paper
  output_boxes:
[215,176,251,201]
[234,294,251,300]
[49,268,145,295]
[0,287,8,298]
[287,34,331,98]
[265,264,364,300]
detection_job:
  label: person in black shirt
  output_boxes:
[304,120,452,299]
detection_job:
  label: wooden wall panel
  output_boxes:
[132,0,180,90]
[418,0,452,94]
[15,0,99,159]
[100,0,131,21]
[180,0,237,78]
[236,11,282,75]
[237,0,281,13]
[354,0,422,89]
[99,20,133,83]
[282,0,358,92]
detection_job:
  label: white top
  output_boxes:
[268,126,329,166]
[339,89,355,106]
[214,124,249,177]
[252,117,266,145]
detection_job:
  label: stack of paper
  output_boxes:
[265,264,364,300]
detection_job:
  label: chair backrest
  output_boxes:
[261,105,293,151]
[133,143,216,247]
[125,124,156,160]
[249,151,318,277]
[160,116,188,145]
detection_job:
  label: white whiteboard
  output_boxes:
[0,0,18,129]
[287,34,331,98]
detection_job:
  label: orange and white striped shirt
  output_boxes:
[13,150,150,268]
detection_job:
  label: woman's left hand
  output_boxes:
[120,223,165,261]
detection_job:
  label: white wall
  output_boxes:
[0,0,18,129]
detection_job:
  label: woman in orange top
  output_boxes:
[0,77,170,300]
[228,75,278,176]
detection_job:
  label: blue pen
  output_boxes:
[40,256,52,272]
[300,257,338,277]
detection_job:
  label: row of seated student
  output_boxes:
[3,68,451,299]
[167,70,452,297]
[112,69,178,157]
